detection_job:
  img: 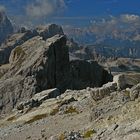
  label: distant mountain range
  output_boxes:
[0,12,140,59]
[63,14,140,58]
[64,14,140,44]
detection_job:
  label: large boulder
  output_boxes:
[130,83,140,101]
[113,73,140,90]
[90,82,117,101]
[0,11,13,45]
[16,88,60,111]
[69,60,113,90]
[33,88,60,102]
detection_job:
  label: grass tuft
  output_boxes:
[58,133,65,140]
[7,116,16,121]
[83,129,96,138]
[64,106,79,114]
[24,114,47,124]
[50,108,59,116]
[14,47,25,57]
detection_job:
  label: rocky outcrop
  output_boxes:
[89,73,140,101]
[16,88,60,112]
[90,82,117,101]
[33,88,60,102]
[113,73,140,90]
[0,24,64,65]
[70,60,113,90]
[130,83,140,101]
[36,24,64,40]
[0,24,112,114]
[0,29,38,64]
[0,12,13,45]
[0,34,112,114]
[0,35,70,113]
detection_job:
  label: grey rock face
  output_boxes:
[0,12,13,45]
[69,60,113,90]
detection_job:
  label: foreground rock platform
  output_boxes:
[0,74,140,140]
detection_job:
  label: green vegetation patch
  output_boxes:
[0,73,4,79]
[13,46,26,65]
[7,116,16,121]
[24,114,47,124]
[14,47,25,57]
[123,90,130,98]
[50,108,59,116]
[58,133,65,140]
[64,106,79,114]
[83,129,96,138]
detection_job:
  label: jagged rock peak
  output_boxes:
[0,11,13,45]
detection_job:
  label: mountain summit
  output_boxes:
[0,11,13,45]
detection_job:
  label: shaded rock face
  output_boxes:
[0,12,13,45]
[69,60,113,90]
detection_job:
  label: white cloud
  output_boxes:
[120,14,140,23]
[26,0,66,18]
[86,14,140,40]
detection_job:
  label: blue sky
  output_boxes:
[0,0,140,26]
[65,0,140,16]
[0,0,139,16]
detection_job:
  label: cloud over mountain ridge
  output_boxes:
[26,0,66,18]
